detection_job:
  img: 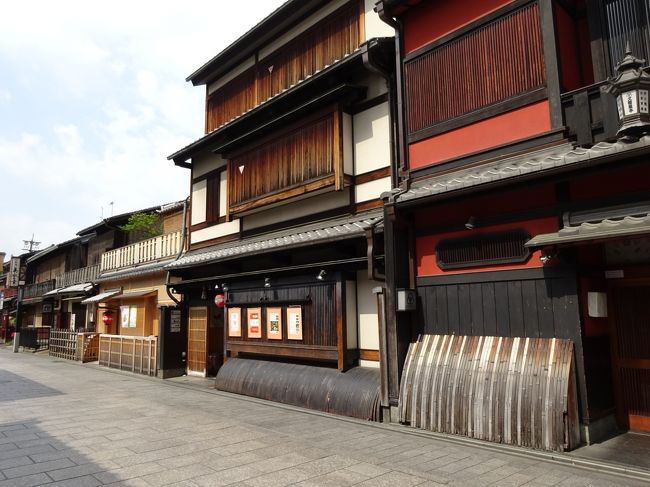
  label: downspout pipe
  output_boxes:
[375,1,409,190]
[165,197,188,306]
[363,39,399,190]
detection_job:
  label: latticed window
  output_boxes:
[436,230,531,269]
[404,2,546,135]
[604,0,650,73]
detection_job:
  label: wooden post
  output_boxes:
[335,279,347,371]
[539,0,563,129]
[374,287,389,411]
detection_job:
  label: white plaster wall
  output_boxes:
[343,113,354,175]
[241,189,350,231]
[192,153,227,179]
[355,177,391,203]
[357,270,380,351]
[191,180,207,225]
[191,219,240,244]
[364,0,396,39]
[360,359,380,368]
[207,56,256,95]
[354,102,391,174]
[346,280,358,350]
[219,171,228,218]
[258,0,350,61]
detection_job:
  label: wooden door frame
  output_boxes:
[187,306,208,377]
[607,277,650,431]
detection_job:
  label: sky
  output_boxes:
[0,0,286,258]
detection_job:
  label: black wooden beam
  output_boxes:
[540,0,564,129]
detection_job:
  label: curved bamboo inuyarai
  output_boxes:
[216,358,381,421]
[398,335,579,452]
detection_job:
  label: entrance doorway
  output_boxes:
[188,306,208,376]
[187,305,224,377]
[611,284,650,432]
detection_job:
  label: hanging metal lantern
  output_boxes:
[606,43,650,138]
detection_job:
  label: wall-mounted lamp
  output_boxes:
[200,286,208,300]
[213,283,220,291]
[539,251,556,265]
[465,216,477,230]
[316,270,327,281]
[264,278,271,288]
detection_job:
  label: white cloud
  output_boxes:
[0,0,286,256]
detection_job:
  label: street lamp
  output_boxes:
[607,43,650,139]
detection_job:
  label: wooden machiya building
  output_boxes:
[377,0,650,451]
[167,0,396,420]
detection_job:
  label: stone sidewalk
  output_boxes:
[0,349,648,487]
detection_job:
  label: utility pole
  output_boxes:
[12,287,23,353]
[22,234,40,253]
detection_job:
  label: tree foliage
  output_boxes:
[118,212,161,239]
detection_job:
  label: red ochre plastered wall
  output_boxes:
[403,0,514,54]
[416,217,559,277]
[409,101,552,171]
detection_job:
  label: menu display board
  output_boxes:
[247,308,262,338]
[287,306,303,340]
[228,307,242,337]
[266,307,282,340]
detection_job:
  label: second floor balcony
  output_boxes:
[55,264,100,289]
[23,279,56,300]
[100,231,182,273]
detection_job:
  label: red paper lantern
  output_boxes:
[214,293,225,308]
[102,311,114,326]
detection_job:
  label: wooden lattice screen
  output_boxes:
[404,2,546,135]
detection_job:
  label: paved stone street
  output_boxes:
[0,348,647,487]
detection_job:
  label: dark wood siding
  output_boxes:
[404,2,546,135]
[226,281,337,347]
[206,0,363,132]
[416,268,588,421]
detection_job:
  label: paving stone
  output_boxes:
[2,457,76,479]
[192,465,265,486]
[2,349,648,487]
[0,472,52,487]
[140,463,215,485]
[0,454,33,470]
[354,470,428,486]
[48,462,109,481]
[45,475,104,487]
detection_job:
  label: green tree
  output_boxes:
[118,212,162,240]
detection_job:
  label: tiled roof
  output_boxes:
[392,135,650,205]
[95,260,171,283]
[166,210,383,270]
[526,212,650,247]
[81,289,121,305]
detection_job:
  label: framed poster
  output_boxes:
[228,307,241,337]
[287,306,303,340]
[247,308,262,338]
[120,305,130,328]
[128,305,137,328]
[266,307,282,340]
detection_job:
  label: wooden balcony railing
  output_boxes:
[22,280,56,299]
[100,231,182,272]
[561,81,619,146]
[56,264,100,288]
